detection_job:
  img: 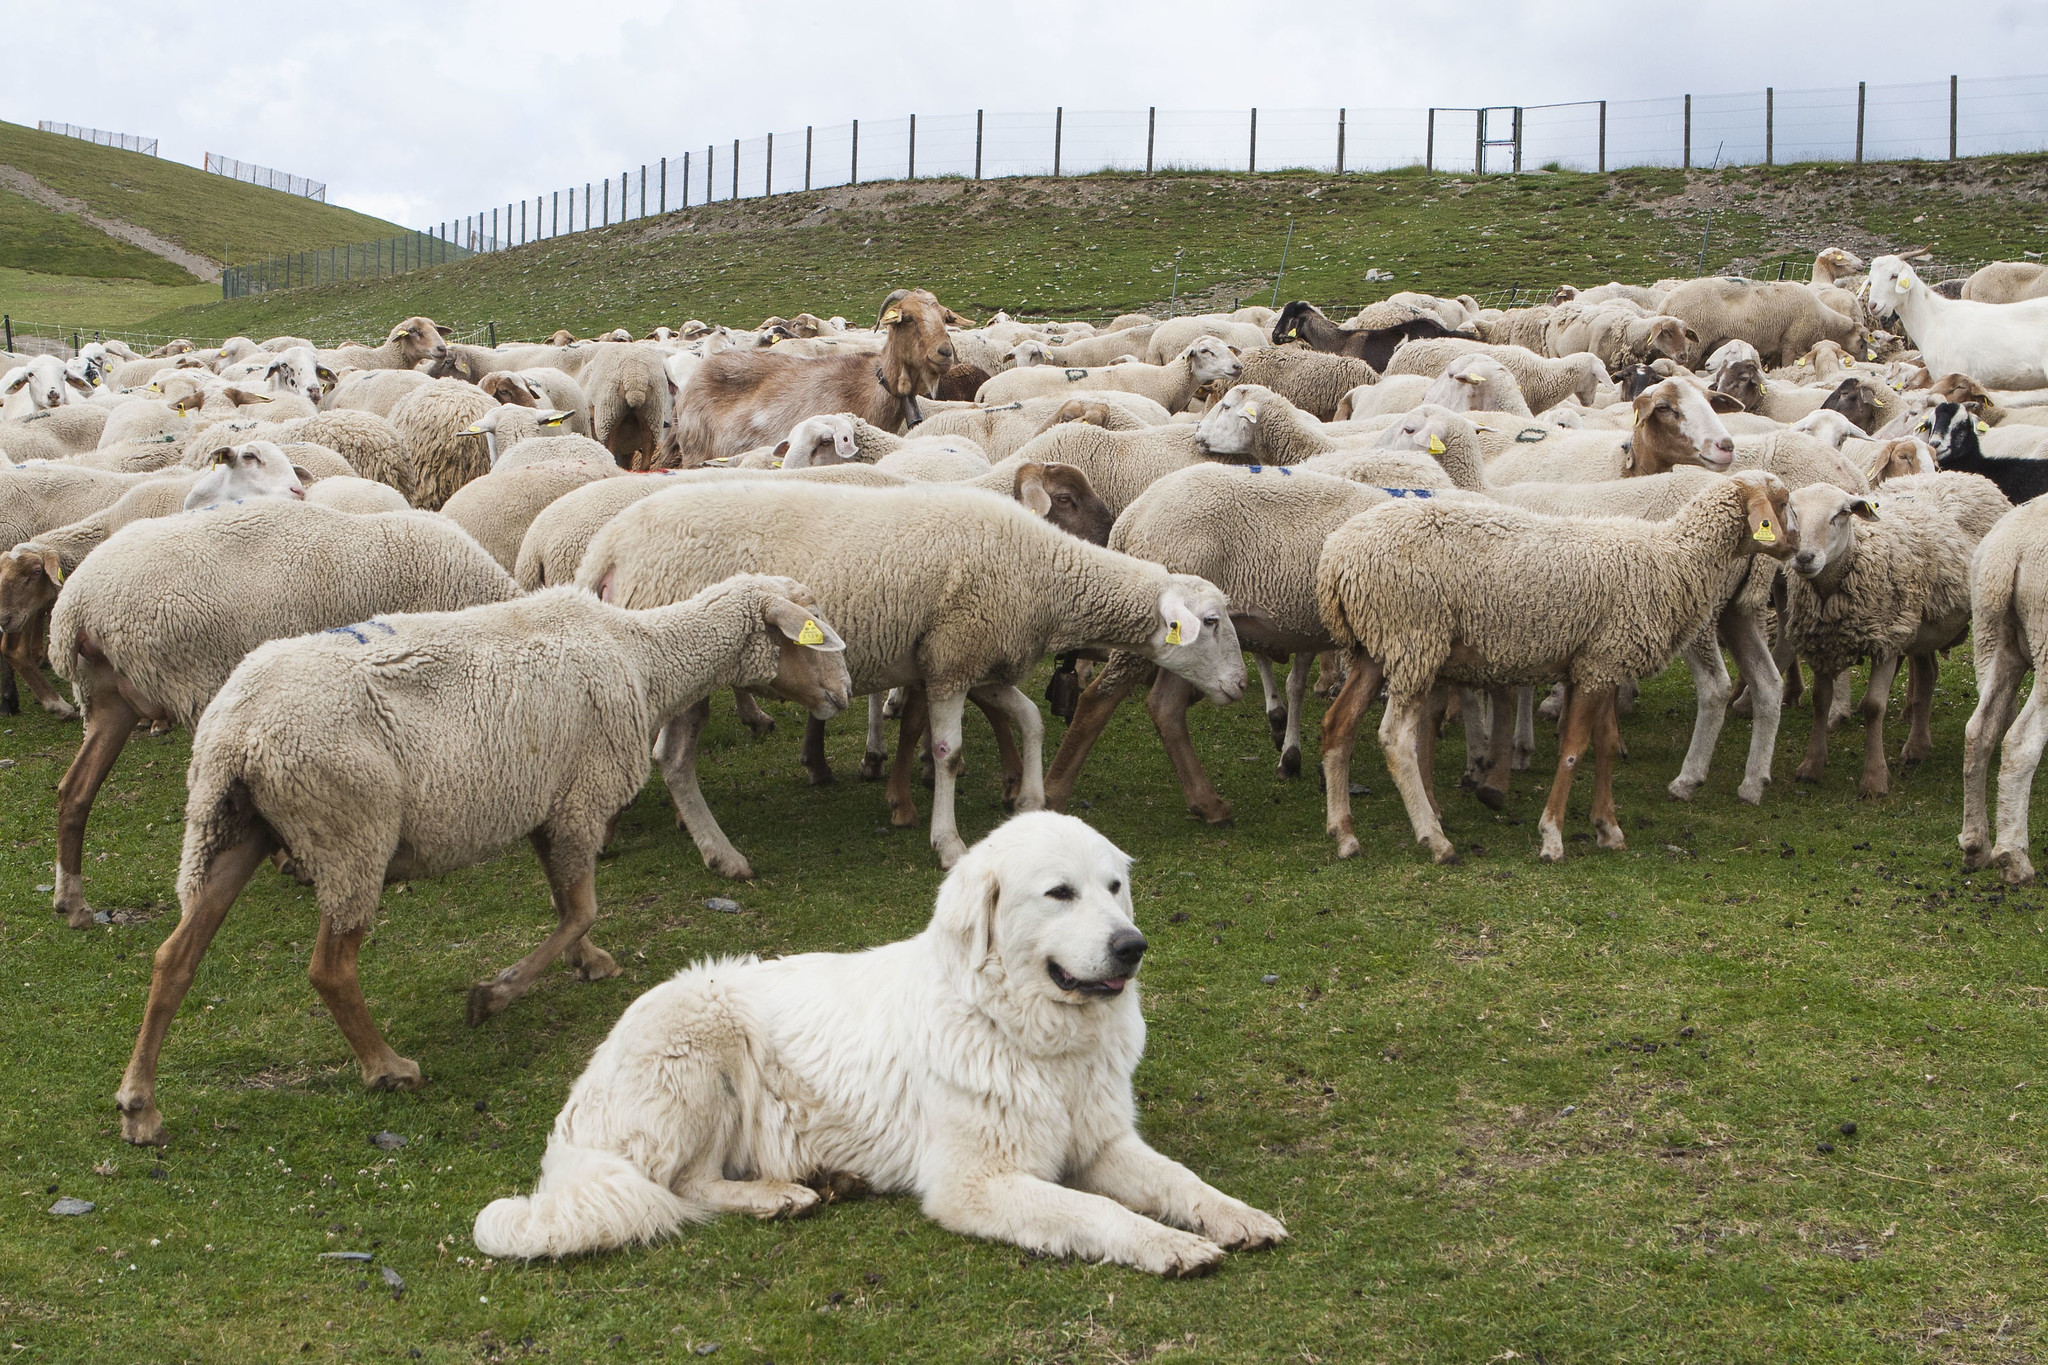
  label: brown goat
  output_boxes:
[666,289,969,464]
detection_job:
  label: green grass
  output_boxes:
[139,155,2048,344]
[0,121,406,272]
[3,649,2045,1362]
[0,186,190,286]
[0,268,217,331]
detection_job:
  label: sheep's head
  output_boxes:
[387,316,450,364]
[1820,376,1884,435]
[184,441,309,511]
[1790,339,1850,380]
[479,372,546,407]
[1034,399,1114,435]
[1787,484,1880,581]
[780,414,861,469]
[1194,384,1273,460]
[1642,316,1692,364]
[1708,357,1764,414]
[1816,247,1866,282]
[0,543,65,635]
[1928,372,1994,415]
[725,575,850,721]
[1181,336,1243,388]
[1863,256,1918,319]
[1725,469,1797,561]
[3,356,78,410]
[1790,409,1860,450]
[875,289,969,405]
[1145,576,1245,706]
[1549,284,1579,306]
[1866,437,1935,485]
[262,347,331,406]
[1006,339,1053,369]
[1013,461,1113,546]
[1422,356,1518,414]
[1270,301,1321,345]
[1626,377,1734,475]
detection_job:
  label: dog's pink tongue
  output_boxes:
[1101,977,1127,990]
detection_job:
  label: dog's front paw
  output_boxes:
[1192,1199,1287,1252]
[1126,1226,1226,1278]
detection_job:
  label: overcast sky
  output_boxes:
[14,2,2047,227]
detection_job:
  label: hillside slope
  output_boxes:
[144,154,2048,342]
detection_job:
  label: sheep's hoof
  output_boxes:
[118,1102,165,1148]
[1510,753,1532,772]
[1333,834,1360,860]
[1997,849,2037,886]
[1793,762,1823,784]
[858,751,886,782]
[1536,826,1564,862]
[1457,769,1480,791]
[1900,743,1932,766]
[1476,784,1507,811]
[704,851,754,880]
[804,766,835,788]
[572,945,621,981]
[0,693,15,717]
[62,903,97,930]
[888,803,919,828]
[44,700,80,722]
[1278,746,1301,778]
[1427,839,1460,865]
[1595,821,1626,850]
[1857,776,1890,800]
[364,1057,423,1092]
[1736,780,1767,806]
[148,718,170,735]
[933,836,968,870]
[1666,777,1700,802]
[742,715,776,739]
[1266,707,1288,750]
[465,981,518,1027]
[1960,837,1992,870]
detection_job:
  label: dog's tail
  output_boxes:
[473,1143,711,1259]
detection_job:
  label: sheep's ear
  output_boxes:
[1156,588,1202,649]
[539,410,571,427]
[64,371,94,393]
[1707,391,1745,415]
[1227,345,1243,357]
[226,388,272,407]
[290,465,314,485]
[764,596,845,652]
[772,440,791,459]
[434,324,453,338]
[38,546,65,587]
[2,371,30,395]
[1015,462,1053,517]
[1849,496,1881,521]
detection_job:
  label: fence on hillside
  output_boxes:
[216,70,2048,300]
[0,316,496,359]
[37,122,157,156]
[222,231,474,299]
[205,153,327,202]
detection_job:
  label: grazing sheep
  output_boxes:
[1867,255,2048,390]
[577,481,1245,871]
[577,343,678,469]
[389,378,500,510]
[114,575,852,1146]
[1382,339,1605,413]
[326,316,451,372]
[44,502,522,928]
[1317,471,1792,862]
[440,458,624,570]
[1959,498,2048,882]
[977,337,1242,413]
[978,421,1214,515]
[1232,348,1380,421]
[1660,277,1861,367]
[1422,355,1530,416]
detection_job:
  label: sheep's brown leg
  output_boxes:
[1794,668,1835,784]
[1419,684,1448,822]
[466,854,602,1026]
[801,715,834,786]
[1858,653,1901,799]
[1278,652,1312,777]
[886,685,926,828]
[1537,685,1597,862]
[1044,654,1150,812]
[732,688,776,738]
[115,827,276,1145]
[1145,669,1231,825]
[1901,654,1937,764]
[1376,681,1454,863]
[1962,634,2027,868]
[54,681,141,927]
[1476,685,1515,809]
[5,626,75,719]
[1590,690,1625,849]
[531,829,619,981]
[1320,654,1384,859]
[1314,649,1345,699]
[656,700,753,879]
[311,914,423,1088]
[860,694,890,780]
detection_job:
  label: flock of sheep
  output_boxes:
[5,244,2048,1262]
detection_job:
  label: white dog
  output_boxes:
[474,811,1285,1275]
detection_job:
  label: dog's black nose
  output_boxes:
[1108,928,1147,970]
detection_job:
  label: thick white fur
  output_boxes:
[474,812,1285,1274]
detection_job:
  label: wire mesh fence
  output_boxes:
[204,153,327,202]
[223,231,472,299]
[37,121,156,156]
[0,316,498,359]
[218,71,2048,300]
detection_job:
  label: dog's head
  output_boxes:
[927,811,1144,1052]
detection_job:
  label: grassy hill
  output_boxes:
[142,153,2048,343]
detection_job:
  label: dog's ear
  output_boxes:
[929,843,1001,972]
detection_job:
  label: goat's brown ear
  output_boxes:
[1707,391,1745,415]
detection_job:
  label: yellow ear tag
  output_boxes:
[1427,434,1446,455]
[1752,519,1776,544]
[796,619,825,646]
[1286,327,1298,338]
[1866,350,1878,361]
[49,562,63,585]
[1795,357,1807,366]
[1977,419,1991,434]
[1242,402,1259,422]
[1164,622,1183,646]
[880,308,902,324]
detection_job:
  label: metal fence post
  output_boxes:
[851,119,858,184]
[565,191,572,235]
[1683,94,1691,169]
[1765,86,1774,166]
[602,178,609,226]
[1949,74,1958,160]
[1598,100,1607,172]
[1512,106,1523,173]
[705,147,712,202]
[1855,82,1866,163]
[766,134,774,195]
[975,110,983,180]
[683,153,691,208]
[1474,110,1484,175]
[520,199,526,244]
[1054,107,1062,176]
[1249,107,1257,173]
[490,208,496,251]
[805,128,813,190]
[1146,107,1156,176]
[731,140,738,200]
[585,182,592,230]
[660,157,667,213]
[907,115,915,180]
[1337,108,1345,175]
[640,165,647,217]
[1425,108,1435,171]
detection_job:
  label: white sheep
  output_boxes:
[976,337,1242,413]
[1959,497,2048,883]
[1382,339,1605,412]
[3,355,93,417]
[390,378,501,509]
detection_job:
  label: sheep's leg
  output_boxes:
[1512,686,1534,771]
[1794,668,1836,785]
[1991,672,2048,885]
[0,653,14,716]
[1537,685,1599,863]
[1455,686,1489,791]
[115,827,277,1146]
[1314,650,1345,699]
[970,684,1041,813]
[3,626,71,718]
[534,828,620,982]
[1278,652,1311,778]
[885,685,926,828]
[1044,653,1151,812]
[466,851,603,1025]
[1255,657,1285,750]
[1725,610,1783,806]
[1146,669,1231,826]
[925,691,971,869]
[1779,647,1804,707]
[1901,654,1938,765]
[1669,636,1731,802]
[310,914,422,1089]
[882,686,906,719]
[1475,685,1515,809]
[656,701,753,880]
[1857,653,1901,799]
[1419,685,1449,822]
[731,688,776,738]
[53,681,141,928]
[800,715,834,787]
[860,694,889,781]
[1828,668,1856,731]
[1319,653,1385,860]
[1961,633,2028,870]
[1590,689,1625,850]
[1377,683,1454,864]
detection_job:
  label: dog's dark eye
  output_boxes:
[1107,880,1121,895]
[1046,885,1076,902]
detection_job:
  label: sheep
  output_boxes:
[113,574,852,1146]
[976,337,1242,413]
[1316,470,1793,863]
[977,422,1211,516]
[493,433,614,472]
[1382,339,1605,413]
[325,316,451,372]
[1342,406,1489,491]
[1142,316,1268,365]
[578,481,1244,872]
[671,290,969,461]
[1544,305,1695,373]
[180,441,308,510]
[1867,255,2048,390]
[1660,277,1861,367]
[461,404,573,470]
[178,410,414,502]
[95,398,192,450]
[478,367,590,434]
[576,343,678,468]
[0,406,114,462]
[1422,355,1530,416]
[227,345,336,407]
[1008,325,1159,369]
[1232,348,1380,421]
[2,354,93,416]
[1482,378,1736,485]
[1571,283,1670,309]
[1919,401,2048,504]
[1333,375,1429,421]
[873,443,991,482]
[1958,498,2048,882]
[906,395,1168,459]
[43,501,522,929]
[388,378,500,510]
[1269,302,1474,370]
[1780,473,2003,798]
[1961,260,2048,305]
[438,458,623,570]
[325,368,436,417]
[1476,306,1555,352]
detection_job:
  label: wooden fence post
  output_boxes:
[975,110,983,180]
[1146,107,1155,176]
[851,120,859,184]
[1949,75,1958,160]
[1425,108,1435,171]
[1337,107,1345,175]
[1598,100,1607,172]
